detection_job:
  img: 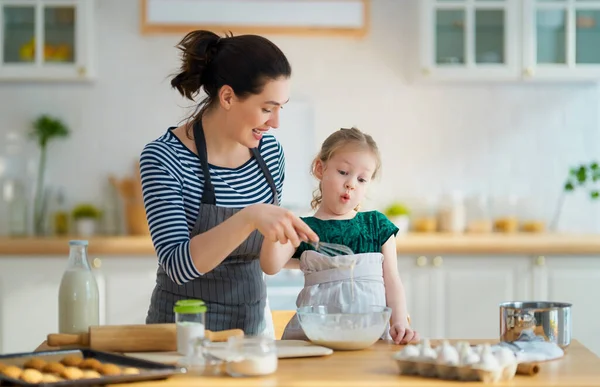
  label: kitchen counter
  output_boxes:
[56,339,599,387]
[1,233,600,256]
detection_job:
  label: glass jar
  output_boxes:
[174,299,206,357]
[58,240,100,333]
[492,195,520,233]
[410,195,439,233]
[465,194,493,233]
[438,191,466,233]
[225,336,278,377]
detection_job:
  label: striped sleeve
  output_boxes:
[140,142,203,284]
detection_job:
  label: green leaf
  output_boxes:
[576,167,587,184]
[591,191,599,200]
[30,115,70,148]
[565,182,575,191]
[591,162,599,170]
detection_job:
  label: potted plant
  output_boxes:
[384,202,411,234]
[29,115,70,235]
[550,162,600,231]
[72,203,102,236]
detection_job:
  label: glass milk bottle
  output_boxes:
[58,240,100,333]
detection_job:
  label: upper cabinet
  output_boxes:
[420,0,600,81]
[0,0,95,82]
[141,0,369,38]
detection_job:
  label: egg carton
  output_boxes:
[392,340,518,384]
[392,356,517,383]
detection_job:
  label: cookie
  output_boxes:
[60,366,83,380]
[81,370,101,379]
[122,367,140,375]
[98,363,121,376]
[24,357,47,371]
[61,354,83,367]
[79,358,102,371]
[42,373,62,383]
[20,369,43,384]
[43,361,66,374]
[0,365,22,379]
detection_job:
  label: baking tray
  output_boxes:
[0,348,185,386]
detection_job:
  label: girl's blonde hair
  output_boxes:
[310,127,381,210]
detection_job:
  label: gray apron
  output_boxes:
[146,120,279,335]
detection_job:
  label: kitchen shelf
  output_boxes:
[1,233,599,256]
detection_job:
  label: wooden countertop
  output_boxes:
[104,339,598,387]
[1,233,600,256]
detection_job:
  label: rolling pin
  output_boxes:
[47,324,243,352]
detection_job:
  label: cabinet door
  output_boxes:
[432,255,531,339]
[420,0,520,80]
[523,0,600,80]
[0,0,94,81]
[533,256,600,356]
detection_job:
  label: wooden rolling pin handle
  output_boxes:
[516,362,540,376]
[47,333,90,347]
[205,329,244,342]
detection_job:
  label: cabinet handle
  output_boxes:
[535,256,545,266]
[523,67,534,77]
[416,256,428,267]
[92,257,102,269]
[78,66,87,77]
[433,256,443,267]
[421,68,431,76]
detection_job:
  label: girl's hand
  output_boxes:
[245,204,318,247]
[390,322,419,345]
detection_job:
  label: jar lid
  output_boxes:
[174,299,207,314]
[69,240,89,246]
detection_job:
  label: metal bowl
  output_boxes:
[296,305,391,351]
[499,301,572,348]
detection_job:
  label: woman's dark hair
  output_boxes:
[170,30,292,134]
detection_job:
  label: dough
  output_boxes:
[60,366,84,380]
[23,357,46,371]
[79,358,102,371]
[42,361,66,374]
[20,369,43,384]
[60,355,83,367]
[81,370,101,379]
[98,363,121,376]
[0,365,22,379]
[122,367,140,375]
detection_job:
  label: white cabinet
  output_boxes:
[399,255,531,340]
[419,0,600,81]
[0,0,95,81]
[532,255,600,356]
[0,255,159,354]
[400,253,600,356]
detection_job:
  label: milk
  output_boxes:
[58,241,100,334]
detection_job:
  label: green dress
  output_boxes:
[292,210,399,258]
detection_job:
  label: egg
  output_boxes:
[436,340,459,366]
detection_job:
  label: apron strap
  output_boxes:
[251,146,280,206]
[192,120,217,205]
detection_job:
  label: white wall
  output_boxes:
[1,0,599,233]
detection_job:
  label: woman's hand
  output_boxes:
[244,204,318,247]
[390,322,419,345]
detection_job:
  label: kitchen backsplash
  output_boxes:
[1,0,599,233]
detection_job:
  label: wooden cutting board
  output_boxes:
[124,340,333,363]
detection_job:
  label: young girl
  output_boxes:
[260,127,418,345]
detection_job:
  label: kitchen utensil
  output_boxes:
[308,241,354,256]
[46,324,243,352]
[295,304,391,351]
[499,301,572,348]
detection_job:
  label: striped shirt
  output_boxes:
[140,128,285,285]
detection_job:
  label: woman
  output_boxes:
[140,30,317,336]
